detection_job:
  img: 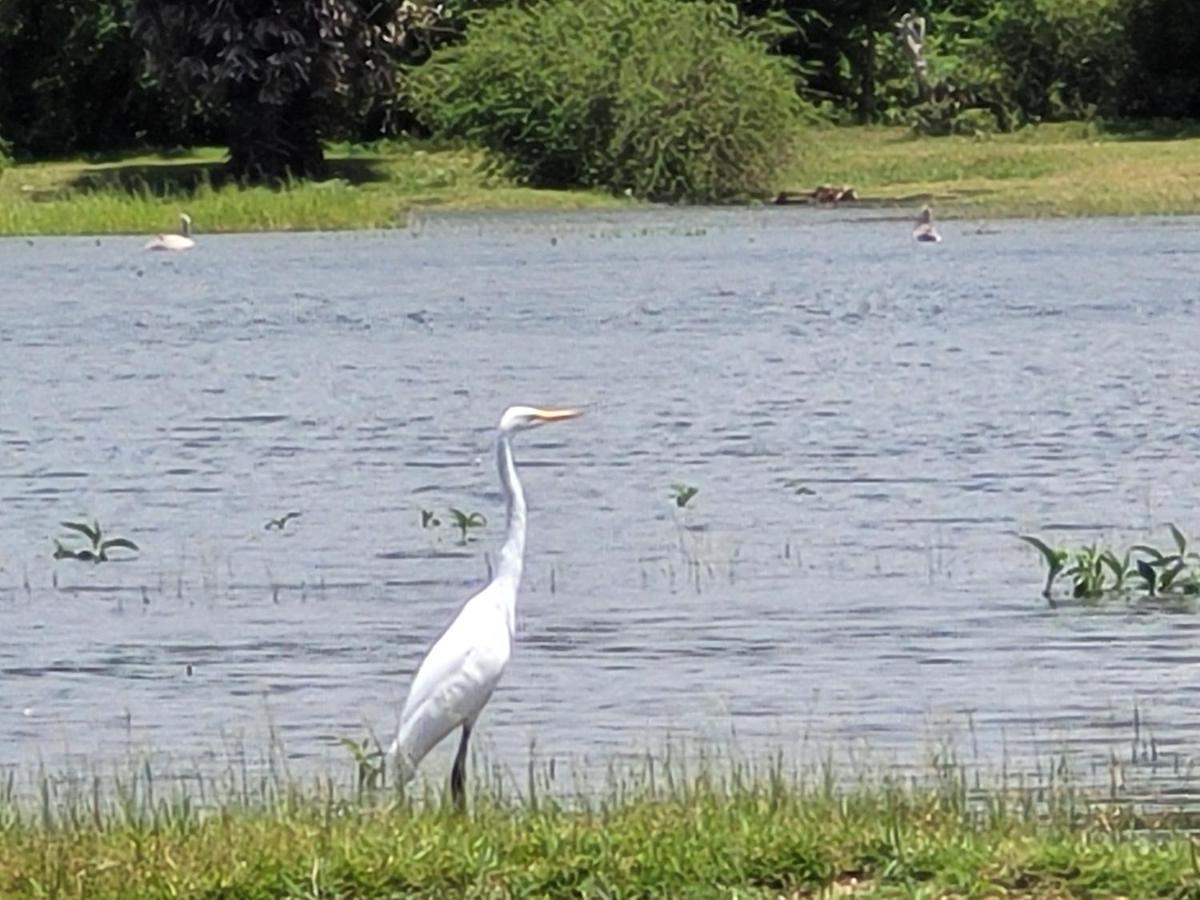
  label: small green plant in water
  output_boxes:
[53,519,139,563]
[448,508,487,544]
[1020,523,1200,603]
[264,511,301,531]
[339,736,385,794]
[670,483,699,508]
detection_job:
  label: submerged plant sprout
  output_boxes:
[670,482,699,508]
[52,518,139,563]
[1019,524,1200,603]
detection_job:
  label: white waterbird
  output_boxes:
[388,405,582,808]
[913,205,942,243]
[144,213,195,251]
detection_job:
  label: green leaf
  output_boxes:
[1099,550,1129,588]
[100,538,139,555]
[1136,559,1158,593]
[1169,523,1187,556]
[1161,561,1186,591]
[60,520,100,546]
[1130,544,1165,563]
[670,483,699,508]
[338,737,370,765]
[1017,535,1065,572]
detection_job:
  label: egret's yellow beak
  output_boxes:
[533,407,583,422]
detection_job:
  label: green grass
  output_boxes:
[3,754,1200,899]
[0,141,625,237]
[5,122,1200,235]
[787,122,1200,217]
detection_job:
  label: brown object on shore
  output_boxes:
[774,184,858,205]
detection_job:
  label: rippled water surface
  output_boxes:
[3,209,1200,797]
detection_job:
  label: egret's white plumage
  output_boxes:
[388,405,581,806]
[913,205,942,243]
[144,213,195,251]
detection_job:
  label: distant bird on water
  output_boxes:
[913,205,942,243]
[144,213,196,251]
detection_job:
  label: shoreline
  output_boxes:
[2,758,1196,899]
[4,124,1200,236]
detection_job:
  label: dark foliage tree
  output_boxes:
[1121,0,1200,118]
[0,0,203,156]
[746,0,905,123]
[129,0,434,181]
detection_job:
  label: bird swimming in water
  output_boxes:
[144,213,196,251]
[913,205,942,243]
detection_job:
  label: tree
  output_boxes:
[1121,0,1200,118]
[130,0,432,181]
[0,0,197,156]
[801,0,904,123]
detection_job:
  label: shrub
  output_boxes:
[408,0,803,202]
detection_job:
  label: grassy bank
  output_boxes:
[4,123,1200,236]
[0,142,624,237]
[789,121,1200,218]
[3,760,1200,899]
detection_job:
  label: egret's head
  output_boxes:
[498,405,583,434]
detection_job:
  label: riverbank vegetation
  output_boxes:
[2,0,1200,212]
[3,755,1200,899]
[4,123,1200,235]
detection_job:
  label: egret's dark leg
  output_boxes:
[450,722,472,811]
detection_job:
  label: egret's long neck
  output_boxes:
[496,431,526,589]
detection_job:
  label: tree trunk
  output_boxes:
[856,27,877,124]
[226,87,326,183]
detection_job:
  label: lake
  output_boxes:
[2,208,1200,801]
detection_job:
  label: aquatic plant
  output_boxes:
[339,736,385,794]
[264,511,302,530]
[448,507,487,544]
[1019,524,1200,602]
[53,519,139,563]
[420,508,441,529]
[670,482,699,508]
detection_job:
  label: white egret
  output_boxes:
[913,205,942,243]
[388,405,582,808]
[144,213,195,251]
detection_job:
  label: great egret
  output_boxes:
[913,205,942,243]
[144,213,195,251]
[388,405,582,808]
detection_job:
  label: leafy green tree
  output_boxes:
[130,0,425,181]
[755,0,904,123]
[410,0,803,201]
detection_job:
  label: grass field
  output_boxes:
[787,121,1200,218]
[0,142,624,237]
[3,123,1200,236]
[3,754,1200,899]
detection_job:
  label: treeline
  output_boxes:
[0,0,1196,192]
